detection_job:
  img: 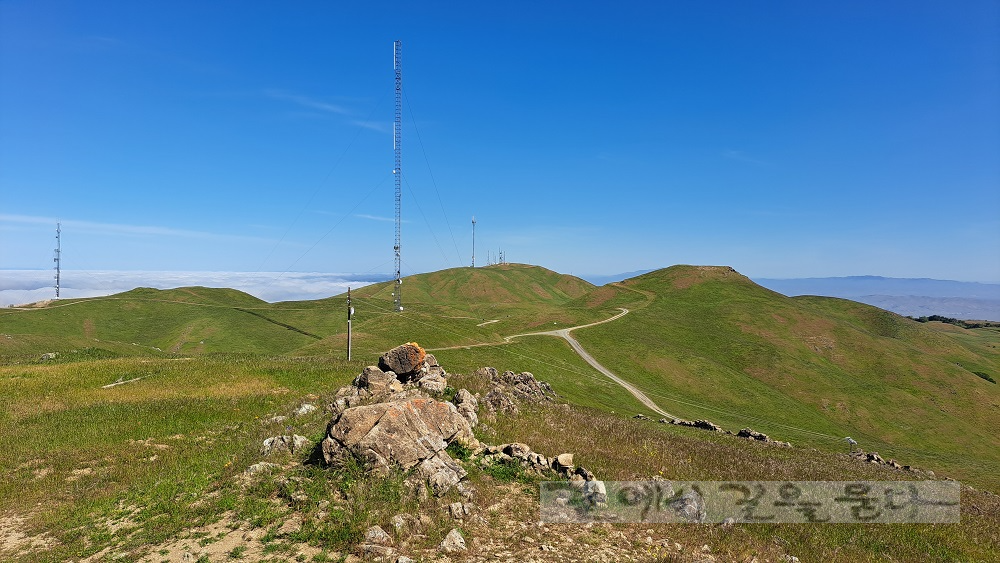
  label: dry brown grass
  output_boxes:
[460,398,1000,562]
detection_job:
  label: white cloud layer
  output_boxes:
[0,270,391,307]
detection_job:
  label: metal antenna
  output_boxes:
[471,216,476,268]
[54,223,61,298]
[393,39,403,312]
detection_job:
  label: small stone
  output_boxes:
[365,525,392,546]
[555,453,574,468]
[390,513,413,533]
[503,442,532,458]
[439,528,466,552]
[244,462,281,475]
[294,403,317,416]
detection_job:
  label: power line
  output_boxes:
[402,174,452,267]
[254,92,388,274]
[404,89,463,266]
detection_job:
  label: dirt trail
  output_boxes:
[429,308,675,419]
[509,310,676,419]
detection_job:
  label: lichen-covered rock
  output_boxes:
[321,396,477,495]
[415,451,468,496]
[478,368,556,414]
[670,489,707,522]
[418,373,447,393]
[379,342,427,379]
[483,386,520,414]
[353,365,404,396]
[364,525,392,546]
[453,388,478,427]
[439,528,466,552]
[260,434,310,456]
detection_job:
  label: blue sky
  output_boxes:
[2,0,999,283]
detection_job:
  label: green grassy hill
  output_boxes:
[2,263,998,489]
[573,265,1000,488]
[0,287,318,359]
[0,265,610,362]
[2,263,1000,561]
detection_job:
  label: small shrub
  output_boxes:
[446,440,473,462]
[482,458,536,484]
[973,371,996,384]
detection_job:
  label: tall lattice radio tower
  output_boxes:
[53,223,61,298]
[392,39,403,312]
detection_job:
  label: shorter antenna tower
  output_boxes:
[471,216,476,268]
[54,223,61,298]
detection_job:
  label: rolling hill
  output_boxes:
[2,263,998,488]
[2,263,1000,561]
[572,265,1000,488]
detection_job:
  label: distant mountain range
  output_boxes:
[582,272,1000,321]
[753,276,1000,321]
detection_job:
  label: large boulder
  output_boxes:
[321,396,477,495]
[379,342,427,379]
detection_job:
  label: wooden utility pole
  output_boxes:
[347,287,354,361]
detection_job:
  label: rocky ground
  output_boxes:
[114,343,807,563]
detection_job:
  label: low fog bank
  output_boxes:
[0,270,392,307]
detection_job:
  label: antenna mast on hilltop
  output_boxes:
[392,39,403,312]
[54,223,61,298]
[471,216,476,268]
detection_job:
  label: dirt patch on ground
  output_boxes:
[133,512,324,563]
[83,319,96,339]
[0,513,57,557]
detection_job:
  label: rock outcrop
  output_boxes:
[318,346,598,501]
[736,427,792,447]
[849,449,909,470]
[477,367,556,415]
[321,395,477,496]
[378,342,427,381]
[260,434,310,456]
[670,418,724,432]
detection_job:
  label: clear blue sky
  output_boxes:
[2,0,999,281]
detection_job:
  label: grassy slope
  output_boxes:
[573,265,1000,489]
[0,287,317,359]
[0,354,995,562]
[1,264,999,560]
[0,265,611,362]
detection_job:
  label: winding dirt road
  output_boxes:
[430,308,675,418]
[509,309,676,419]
